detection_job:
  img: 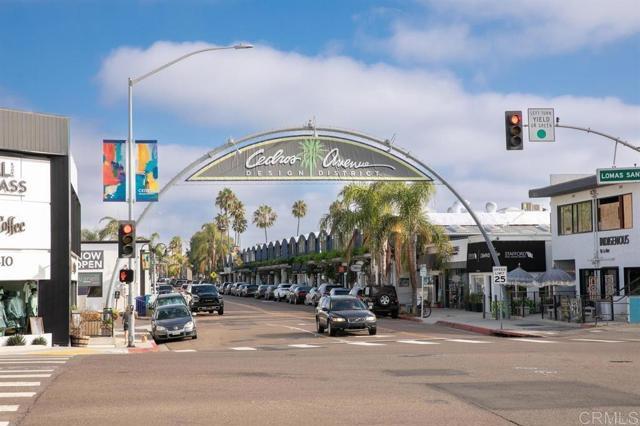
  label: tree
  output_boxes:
[81,228,99,241]
[97,216,119,240]
[215,213,229,234]
[253,205,277,243]
[215,188,238,244]
[188,223,231,276]
[231,200,247,246]
[291,200,307,235]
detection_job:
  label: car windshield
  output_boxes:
[332,289,350,295]
[192,285,217,294]
[248,285,258,289]
[331,298,367,311]
[280,284,291,288]
[158,285,172,292]
[156,306,190,320]
[157,296,183,306]
[297,286,311,292]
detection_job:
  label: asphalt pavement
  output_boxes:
[15,296,640,426]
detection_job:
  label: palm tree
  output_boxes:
[81,228,99,241]
[291,200,307,235]
[98,216,120,240]
[215,188,238,244]
[215,213,229,234]
[231,200,247,245]
[253,205,277,243]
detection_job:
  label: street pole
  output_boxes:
[127,78,136,348]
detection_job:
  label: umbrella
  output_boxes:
[535,268,575,287]
[507,266,536,287]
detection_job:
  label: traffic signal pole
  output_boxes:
[126,78,136,348]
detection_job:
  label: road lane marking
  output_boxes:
[0,406,19,412]
[0,358,68,362]
[230,347,257,351]
[355,334,392,338]
[0,382,40,387]
[0,362,66,365]
[0,392,36,398]
[347,342,386,346]
[445,339,490,344]
[173,349,197,353]
[571,338,624,343]
[512,338,558,344]
[288,344,321,349]
[0,375,51,379]
[0,370,54,373]
[397,340,440,345]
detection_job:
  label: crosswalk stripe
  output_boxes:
[0,392,36,398]
[0,405,19,412]
[0,382,40,387]
[571,338,624,343]
[512,338,558,344]
[446,339,490,344]
[0,370,54,373]
[0,421,9,426]
[0,358,68,362]
[173,350,197,353]
[347,342,386,346]
[397,340,440,345]
[288,344,321,349]
[230,347,257,351]
[0,361,66,365]
[0,375,51,379]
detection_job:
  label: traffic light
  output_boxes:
[118,269,134,283]
[118,220,136,259]
[505,110,523,150]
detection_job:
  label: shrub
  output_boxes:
[6,334,26,346]
[31,336,47,346]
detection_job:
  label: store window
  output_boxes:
[558,201,593,235]
[624,268,640,296]
[598,194,633,231]
[0,281,38,336]
[600,268,619,297]
[78,272,103,298]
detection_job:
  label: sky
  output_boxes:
[1,0,639,250]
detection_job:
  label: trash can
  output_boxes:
[135,296,147,317]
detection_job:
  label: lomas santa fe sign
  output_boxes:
[188,136,431,181]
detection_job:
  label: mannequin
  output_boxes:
[5,290,26,332]
[0,289,7,337]
[27,289,38,317]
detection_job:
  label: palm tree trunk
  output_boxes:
[407,234,418,314]
[296,218,300,236]
[264,228,268,244]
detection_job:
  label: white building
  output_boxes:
[530,174,640,322]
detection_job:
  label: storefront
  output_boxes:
[0,108,81,346]
[530,174,640,322]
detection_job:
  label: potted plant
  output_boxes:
[69,312,90,347]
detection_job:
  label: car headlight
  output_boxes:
[366,316,376,322]
[156,325,166,331]
[184,321,194,330]
[331,316,346,322]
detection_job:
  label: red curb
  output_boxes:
[398,314,422,323]
[435,320,542,338]
[127,340,159,354]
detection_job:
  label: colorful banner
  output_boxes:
[102,140,126,202]
[136,140,159,202]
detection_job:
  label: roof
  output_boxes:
[529,175,611,198]
[426,211,549,226]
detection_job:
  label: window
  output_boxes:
[558,201,593,235]
[598,194,633,231]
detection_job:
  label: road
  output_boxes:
[10,296,640,426]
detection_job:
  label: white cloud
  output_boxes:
[376,0,640,63]
[92,41,640,248]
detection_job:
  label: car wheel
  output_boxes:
[192,334,198,340]
[378,294,391,307]
[368,327,377,336]
[391,309,399,319]
[218,308,224,315]
[328,322,337,337]
[316,318,325,333]
[209,310,214,314]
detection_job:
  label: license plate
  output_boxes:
[368,303,373,309]
[170,330,182,336]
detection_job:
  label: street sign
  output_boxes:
[350,264,362,272]
[527,108,555,142]
[492,266,507,285]
[419,264,427,277]
[597,167,640,184]
[114,290,120,300]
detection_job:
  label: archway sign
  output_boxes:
[105,125,501,307]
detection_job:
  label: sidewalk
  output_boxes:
[411,308,595,337]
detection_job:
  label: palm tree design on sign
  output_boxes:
[299,139,325,177]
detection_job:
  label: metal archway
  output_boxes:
[106,125,501,307]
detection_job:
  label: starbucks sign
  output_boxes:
[188,136,430,181]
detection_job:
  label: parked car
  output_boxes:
[264,285,277,301]
[273,284,292,301]
[315,296,377,336]
[222,283,233,295]
[288,285,311,304]
[234,283,248,296]
[151,293,187,312]
[255,285,269,299]
[151,304,197,343]
[304,287,319,306]
[242,284,259,297]
[175,279,188,289]
[186,283,224,315]
[157,284,173,295]
[313,284,343,305]
[226,283,239,295]
[349,285,399,318]
[329,288,351,296]
[284,285,299,302]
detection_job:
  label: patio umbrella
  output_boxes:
[507,265,536,287]
[535,268,575,287]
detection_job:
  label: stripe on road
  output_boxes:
[0,406,19,412]
[0,382,40,387]
[347,342,386,346]
[571,338,624,343]
[0,375,51,379]
[512,338,558,344]
[288,344,321,349]
[230,347,257,351]
[397,340,440,345]
[0,370,54,373]
[446,339,490,344]
[173,350,197,353]
[0,362,66,365]
[0,359,68,362]
[0,392,36,398]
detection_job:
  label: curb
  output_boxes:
[127,340,159,354]
[435,320,543,338]
[398,314,423,323]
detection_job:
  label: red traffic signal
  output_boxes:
[119,269,134,283]
[505,111,523,150]
[118,220,136,259]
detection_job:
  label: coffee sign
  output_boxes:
[188,136,431,182]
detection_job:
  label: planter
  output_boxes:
[70,335,90,347]
[473,303,483,312]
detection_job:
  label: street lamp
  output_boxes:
[125,43,253,347]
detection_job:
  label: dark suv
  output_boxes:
[349,285,399,318]
[187,284,224,315]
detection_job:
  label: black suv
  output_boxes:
[186,284,224,315]
[349,285,399,318]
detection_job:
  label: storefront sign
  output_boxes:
[0,204,51,250]
[0,249,51,280]
[599,235,630,246]
[466,240,546,272]
[0,215,26,236]
[0,156,50,202]
[188,136,431,182]
[79,250,104,270]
